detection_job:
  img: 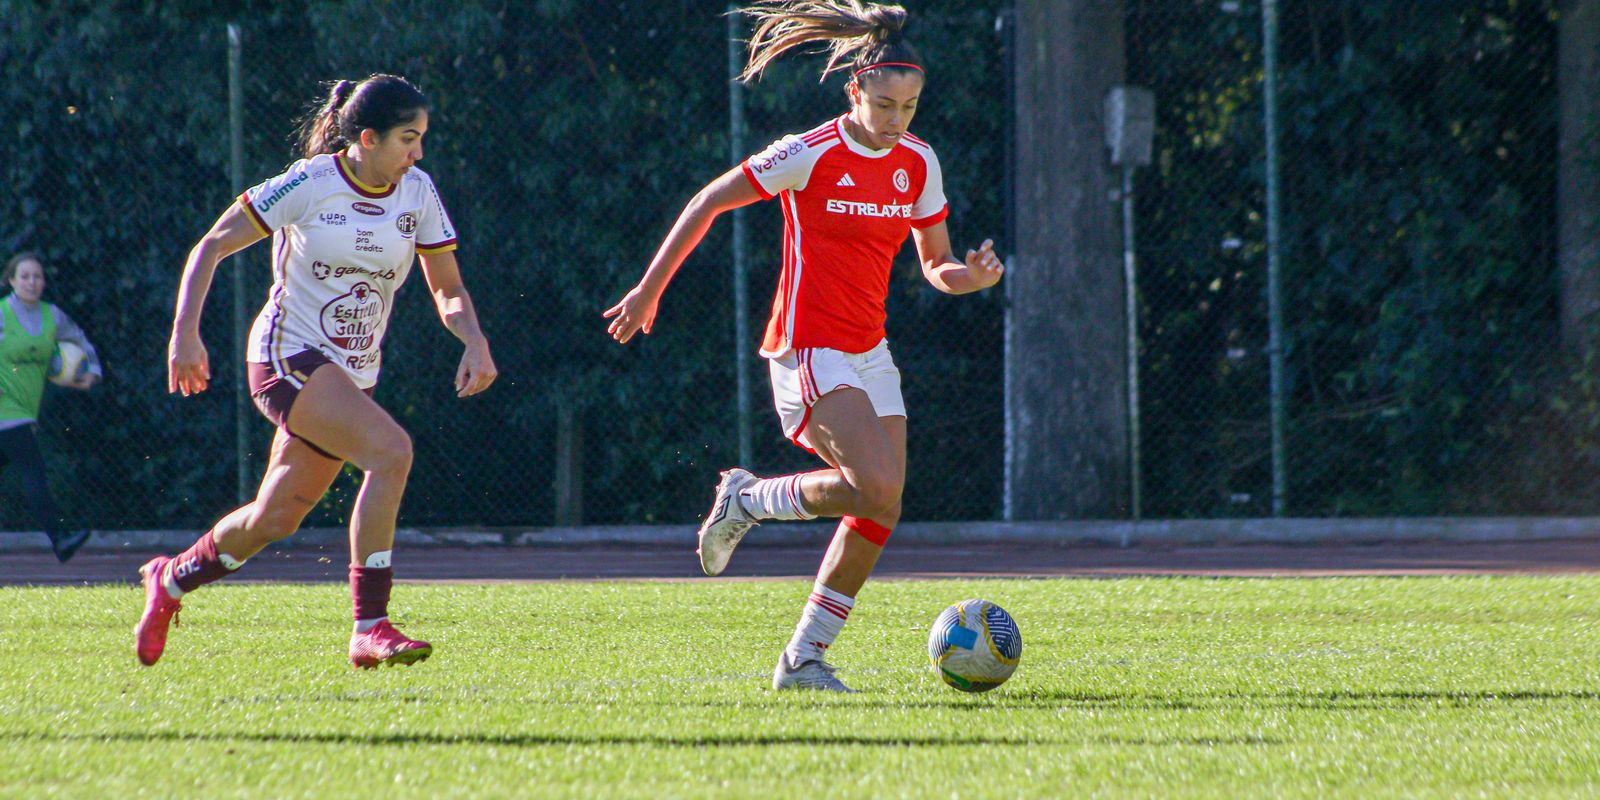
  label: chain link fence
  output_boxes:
[1127,0,1563,517]
[1,1,1005,531]
[0,1,1584,532]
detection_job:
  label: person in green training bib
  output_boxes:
[0,252,102,562]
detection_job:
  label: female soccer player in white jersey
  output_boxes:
[137,74,497,669]
[604,1,1005,692]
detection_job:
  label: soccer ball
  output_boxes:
[48,342,89,387]
[927,598,1021,692]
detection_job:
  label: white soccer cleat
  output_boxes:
[772,656,857,693]
[696,468,759,576]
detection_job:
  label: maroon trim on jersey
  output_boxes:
[416,237,458,255]
[237,192,272,236]
[335,153,398,199]
[741,161,775,201]
[265,236,291,373]
[910,205,949,230]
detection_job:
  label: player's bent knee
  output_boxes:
[853,473,903,517]
[874,502,903,531]
[364,429,414,476]
[843,515,894,547]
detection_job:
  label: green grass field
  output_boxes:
[4,576,1599,798]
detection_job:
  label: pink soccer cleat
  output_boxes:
[349,620,432,669]
[134,556,181,666]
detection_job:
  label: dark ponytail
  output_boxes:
[294,74,428,159]
[736,0,922,84]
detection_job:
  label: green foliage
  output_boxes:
[0,1,1005,529]
[4,0,1579,526]
[1130,0,1565,515]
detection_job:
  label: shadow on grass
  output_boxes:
[3,730,1281,749]
[609,688,1600,714]
[988,688,1600,712]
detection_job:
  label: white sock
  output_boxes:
[161,568,184,600]
[739,474,815,521]
[354,616,388,634]
[782,582,854,667]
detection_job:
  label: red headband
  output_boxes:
[852,62,924,78]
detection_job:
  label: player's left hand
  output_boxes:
[964,239,1005,290]
[455,337,497,398]
[602,285,660,345]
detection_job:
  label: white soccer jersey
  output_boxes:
[239,152,457,389]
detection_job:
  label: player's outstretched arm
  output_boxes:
[419,250,497,398]
[169,204,266,396]
[912,222,1006,296]
[603,167,764,344]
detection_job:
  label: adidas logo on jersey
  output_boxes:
[836,173,857,187]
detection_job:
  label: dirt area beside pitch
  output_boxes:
[3,538,1597,586]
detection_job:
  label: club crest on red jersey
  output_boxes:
[893,168,910,192]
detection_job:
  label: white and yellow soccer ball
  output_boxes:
[927,598,1022,692]
[47,342,89,387]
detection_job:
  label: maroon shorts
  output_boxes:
[247,350,373,460]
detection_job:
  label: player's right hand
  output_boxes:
[602,286,660,345]
[167,331,211,396]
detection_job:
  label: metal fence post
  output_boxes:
[227,22,250,505]
[1121,163,1141,521]
[728,6,752,468]
[1262,0,1287,516]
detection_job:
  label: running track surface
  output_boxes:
[3,539,1598,586]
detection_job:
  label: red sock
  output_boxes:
[842,516,893,546]
[350,565,393,622]
[170,531,236,593]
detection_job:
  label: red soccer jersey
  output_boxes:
[742,115,948,357]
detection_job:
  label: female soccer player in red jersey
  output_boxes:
[604,1,1005,691]
[138,74,497,669]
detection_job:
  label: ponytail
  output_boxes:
[736,0,922,84]
[296,79,358,158]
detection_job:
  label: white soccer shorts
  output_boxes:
[768,339,906,452]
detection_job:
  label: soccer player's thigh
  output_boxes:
[285,365,408,468]
[806,388,905,491]
[254,426,344,515]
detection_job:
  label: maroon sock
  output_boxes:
[171,531,237,593]
[350,565,393,622]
